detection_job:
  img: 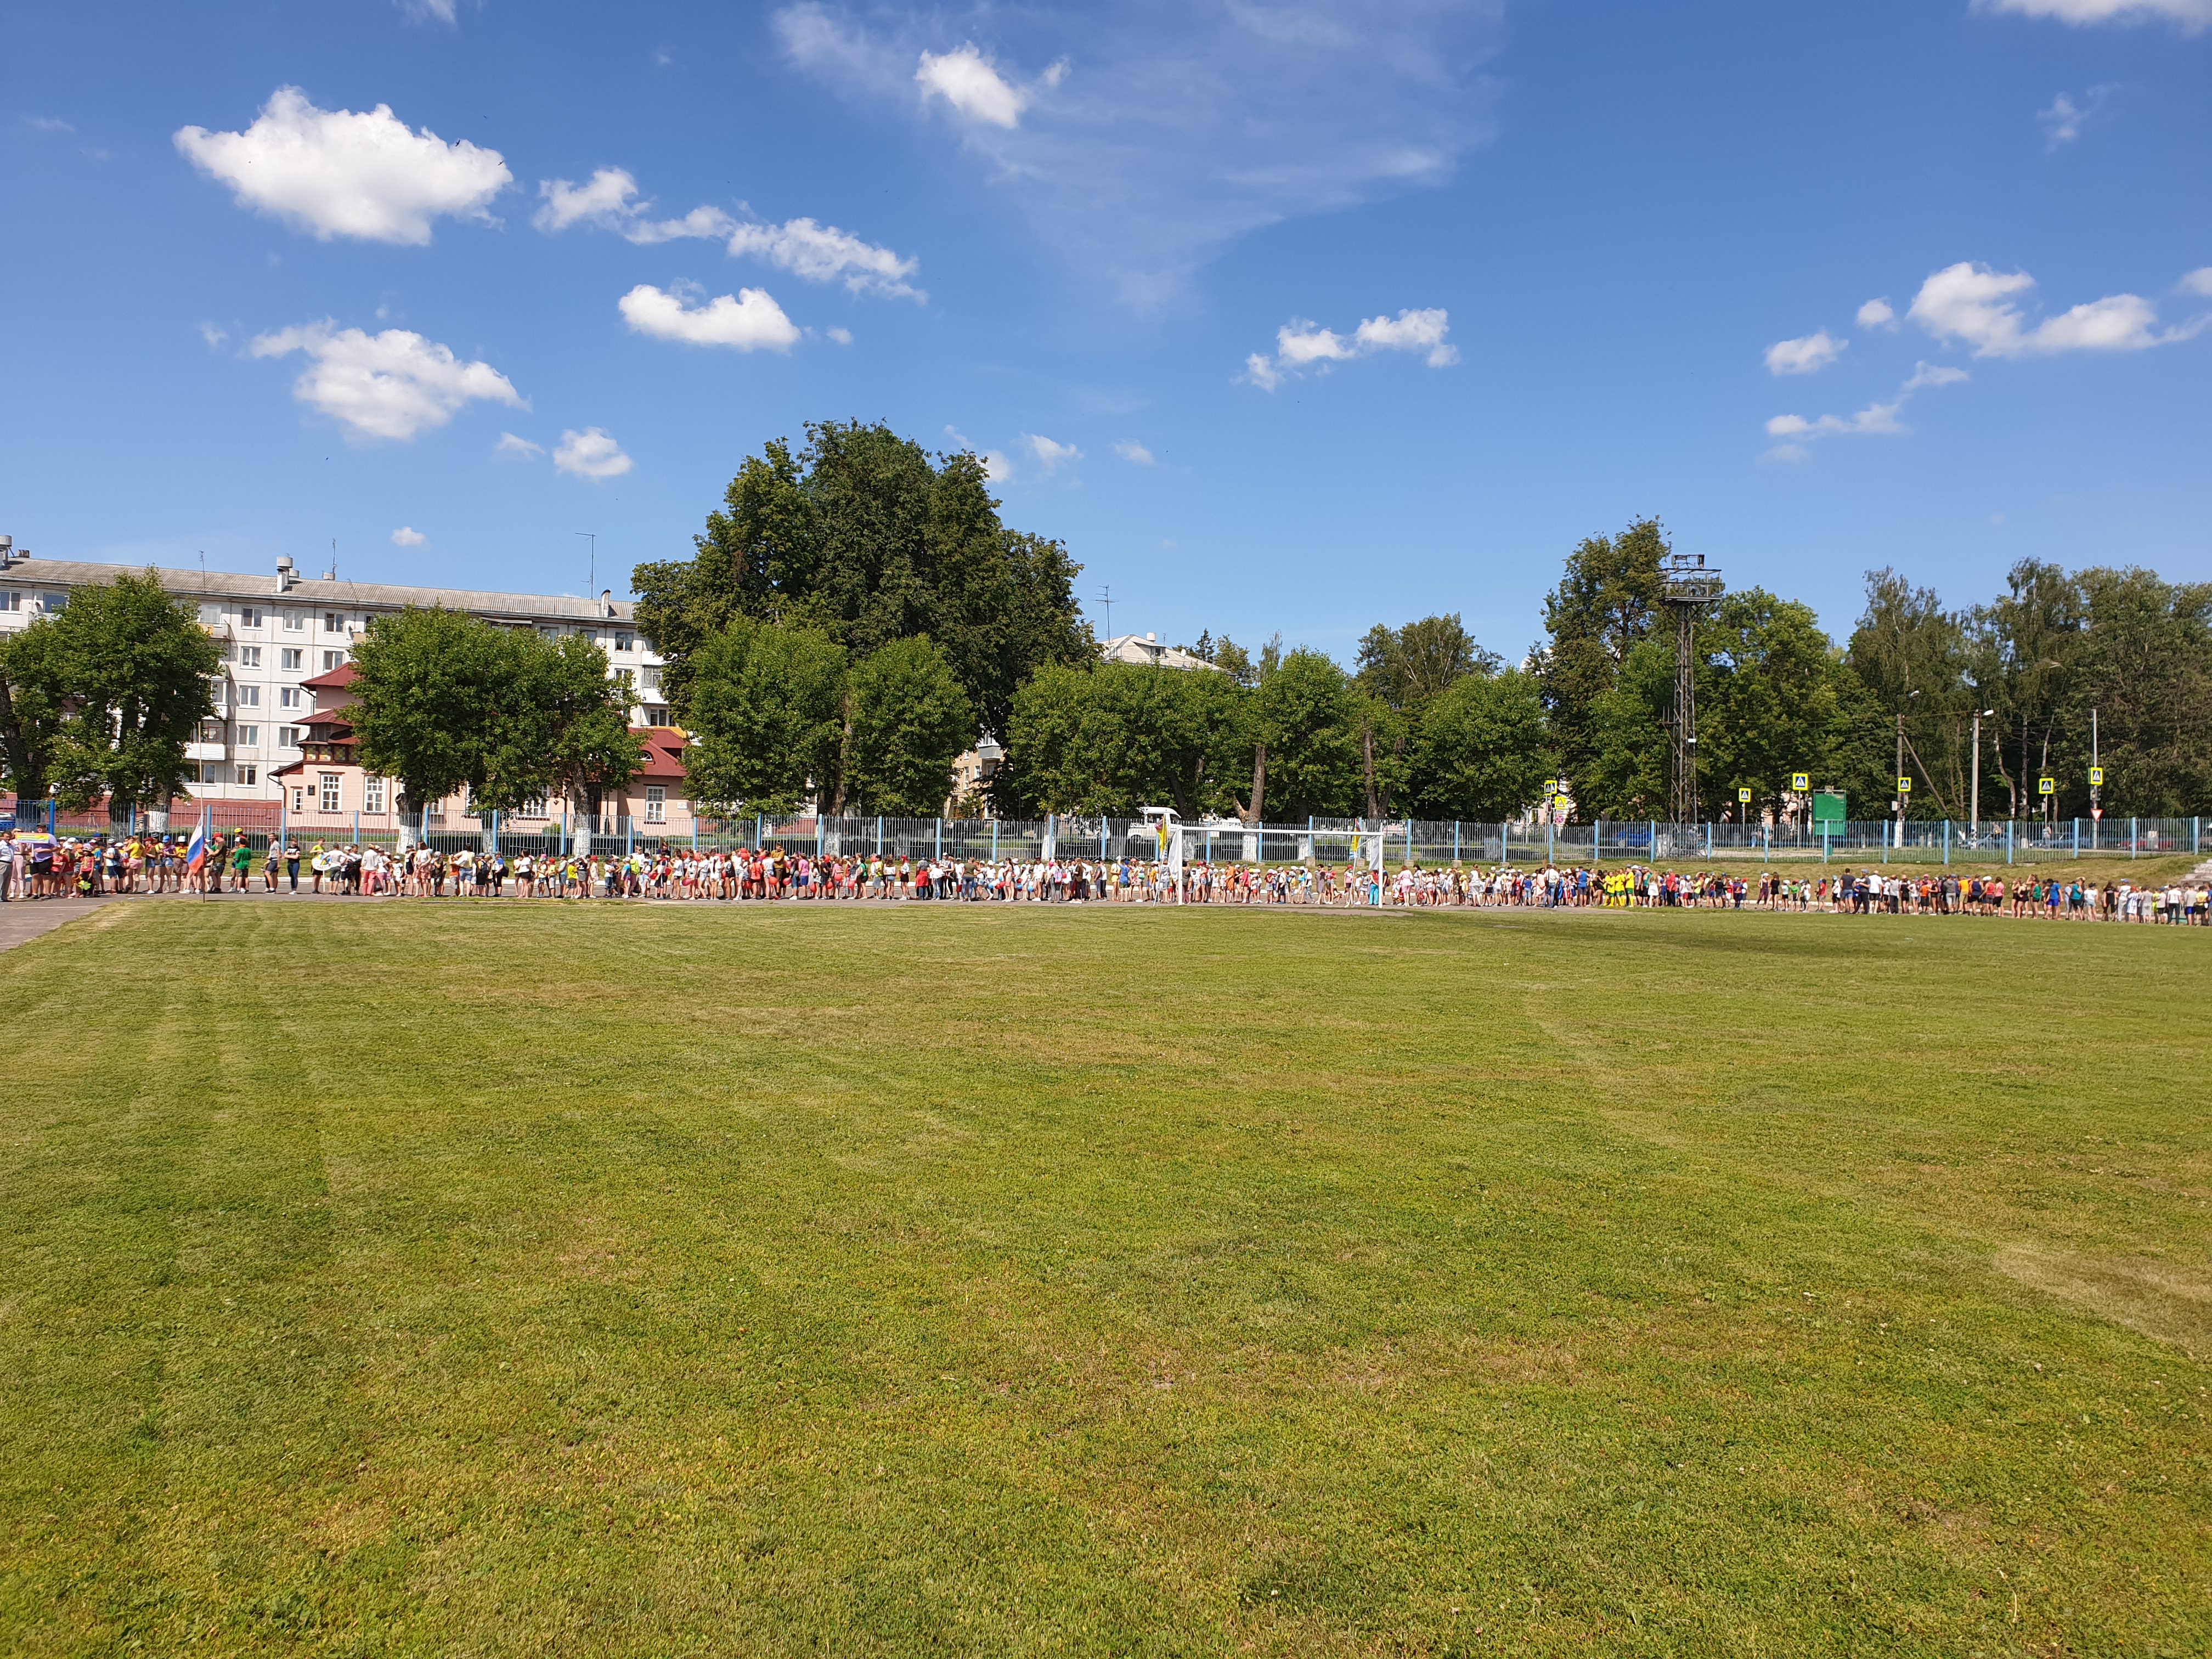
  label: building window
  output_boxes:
[291,786,304,812]
[279,687,302,709]
[364,776,386,814]
[319,772,341,812]
[199,719,223,743]
[426,803,444,825]
[240,645,262,668]
[641,667,661,691]
[325,612,345,633]
[645,785,667,824]
[518,795,548,819]
[615,668,635,689]
[238,725,259,748]
[0,591,20,611]
[645,705,669,727]
[239,606,261,628]
[40,593,67,614]
[284,613,304,633]
[321,650,343,670]
[614,633,634,652]
[281,647,303,669]
[238,684,260,708]
[279,726,303,747]
[236,765,258,788]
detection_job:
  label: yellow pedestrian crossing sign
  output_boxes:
[2039,776,2056,795]
[1737,787,1751,803]
[2089,766,2104,786]
[1898,776,1911,794]
[1791,772,1809,792]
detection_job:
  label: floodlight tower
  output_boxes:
[1661,552,1725,825]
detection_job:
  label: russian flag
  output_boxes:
[185,816,208,878]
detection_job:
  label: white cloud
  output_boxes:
[248,321,524,442]
[2180,268,2212,297]
[199,322,229,350]
[1764,330,1845,375]
[1245,307,1457,390]
[1974,0,2211,29]
[618,284,800,351]
[399,0,458,22]
[826,325,854,345]
[2038,85,2119,146]
[174,87,509,245]
[916,44,1030,127]
[776,3,1506,307]
[554,428,633,482]
[1908,261,2200,356]
[24,115,74,133]
[1024,434,1082,474]
[535,166,920,298]
[391,526,427,546]
[1856,297,1897,330]
[494,431,544,459]
[1762,357,1973,455]
[1904,360,1971,391]
[1242,352,1283,392]
[1113,439,1154,464]
[1765,400,1905,439]
[945,425,1014,483]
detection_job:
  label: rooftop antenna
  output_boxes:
[577,531,596,596]
[1099,584,1113,643]
[329,538,338,581]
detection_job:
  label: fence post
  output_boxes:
[1649,820,1656,863]
[991,819,998,859]
[628,815,635,859]
[1943,819,1950,866]
[2006,820,2013,864]
[756,814,764,852]
[817,815,824,857]
[2072,817,2078,859]
[1704,821,1711,861]
[935,819,942,859]
[1547,820,1554,862]
[2131,817,2138,860]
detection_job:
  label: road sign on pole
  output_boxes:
[1791,772,1809,792]
[1899,776,1912,795]
[1737,788,1751,804]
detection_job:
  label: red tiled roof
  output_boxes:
[302,663,360,691]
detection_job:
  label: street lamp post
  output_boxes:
[1970,708,1994,839]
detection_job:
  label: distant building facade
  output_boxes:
[1098,631,1224,673]
[0,549,670,806]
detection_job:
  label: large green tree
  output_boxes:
[1248,648,1362,822]
[1533,519,1668,806]
[1002,661,1248,817]
[13,571,222,817]
[844,635,974,816]
[0,617,69,810]
[1408,669,1547,821]
[633,422,1091,740]
[352,609,639,823]
[682,618,849,814]
[1355,613,1498,710]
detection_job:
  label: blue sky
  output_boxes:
[4,0,2207,663]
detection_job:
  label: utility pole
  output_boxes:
[1099,584,1113,645]
[1660,552,1724,826]
[577,532,596,599]
[1894,689,1918,845]
[2090,706,2101,821]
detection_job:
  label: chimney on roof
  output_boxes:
[0,535,12,569]
[601,589,614,618]
[276,556,296,592]
[1147,631,1156,643]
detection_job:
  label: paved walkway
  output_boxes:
[0,892,134,953]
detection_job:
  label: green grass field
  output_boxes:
[3,899,2208,1656]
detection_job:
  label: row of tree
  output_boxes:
[1536,521,2212,821]
[631,426,2209,825]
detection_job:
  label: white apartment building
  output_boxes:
[0,548,669,805]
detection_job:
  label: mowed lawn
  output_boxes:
[2,900,2208,1657]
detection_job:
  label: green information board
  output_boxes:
[1812,791,1846,826]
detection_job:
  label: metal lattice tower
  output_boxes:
[1661,552,1724,825]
